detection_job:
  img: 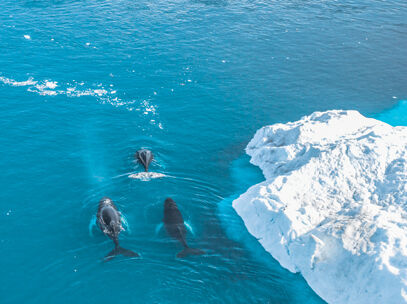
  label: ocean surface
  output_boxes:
[0,0,406,303]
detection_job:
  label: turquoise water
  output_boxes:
[376,100,407,126]
[1,0,406,303]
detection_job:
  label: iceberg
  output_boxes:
[233,110,407,303]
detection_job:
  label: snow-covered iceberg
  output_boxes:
[233,110,407,303]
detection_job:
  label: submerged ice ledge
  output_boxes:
[233,110,407,303]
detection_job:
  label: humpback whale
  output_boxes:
[97,197,139,261]
[136,149,153,172]
[163,198,204,258]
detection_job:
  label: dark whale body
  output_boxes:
[136,149,153,172]
[163,198,204,258]
[97,197,139,261]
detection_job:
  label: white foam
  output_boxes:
[32,89,58,96]
[0,76,37,86]
[44,81,58,89]
[141,99,157,115]
[233,110,407,303]
[93,89,107,96]
[128,172,166,181]
[23,35,31,40]
[1,76,114,101]
[0,74,163,128]
[30,80,59,95]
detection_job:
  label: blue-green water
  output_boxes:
[0,0,406,303]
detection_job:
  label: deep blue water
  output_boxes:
[0,0,406,303]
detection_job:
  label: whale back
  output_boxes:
[96,197,139,261]
[97,197,121,241]
[136,149,153,172]
[164,198,184,224]
[163,198,187,245]
[163,198,205,258]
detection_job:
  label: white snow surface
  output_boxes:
[233,110,407,303]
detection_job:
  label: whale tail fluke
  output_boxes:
[104,246,139,261]
[176,247,205,258]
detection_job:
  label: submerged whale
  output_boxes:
[163,198,205,258]
[97,197,139,261]
[136,149,153,172]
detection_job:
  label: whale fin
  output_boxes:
[176,247,205,258]
[104,247,139,261]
